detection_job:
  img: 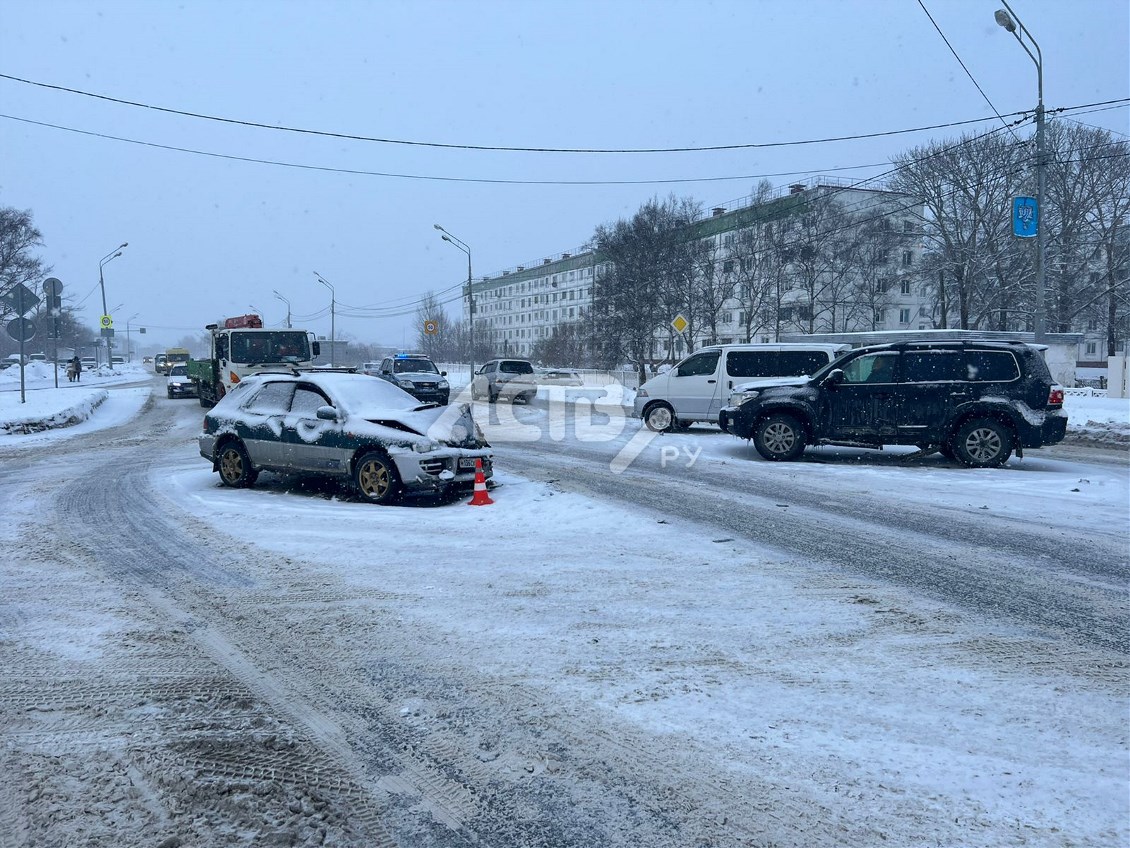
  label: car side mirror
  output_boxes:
[823,369,845,387]
[311,341,321,356]
[315,405,338,421]
[441,371,447,377]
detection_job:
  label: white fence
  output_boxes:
[1064,386,1108,398]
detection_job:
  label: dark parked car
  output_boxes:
[718,341,1067,468]
[373,354,450,406]
[471,358,538,403]
[198,371,491,503]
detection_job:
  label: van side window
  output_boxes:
[676,351,720,378]
[726,351,775,378]
[216,334,229,360]
[778,351,830,376]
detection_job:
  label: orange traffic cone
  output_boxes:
[467,458,494,506]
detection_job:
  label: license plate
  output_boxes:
[458,458,478,469]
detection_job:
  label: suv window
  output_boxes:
[966,350,1021,382]
[902,350,965,382]
[676,351,720,377]
[499,360,534,374]
[842,352,899,384]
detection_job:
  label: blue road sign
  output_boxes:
[1013,196,1038,238]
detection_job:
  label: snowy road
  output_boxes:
[0,386,1127,847]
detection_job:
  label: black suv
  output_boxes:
[374,354,450,406]
[718,341,1067,467]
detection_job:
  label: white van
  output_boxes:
[633,343,849,432]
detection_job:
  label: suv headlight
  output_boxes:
[438,379,449,389]
[396,378,415,389]
[730,388,760,406]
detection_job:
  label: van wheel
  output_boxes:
[644,402,676,433]
[753,413,807,461]
[354,451,401,504]
[217,441,258,487]
[952,418,1013,468]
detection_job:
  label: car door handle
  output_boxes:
[707,379,716,384]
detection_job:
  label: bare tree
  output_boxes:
[592,196,701,383]
[413,291,453,360]
[0,207,51,321]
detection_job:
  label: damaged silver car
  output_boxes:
[198,371,491,504]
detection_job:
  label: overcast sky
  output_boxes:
[2,0,1127,351]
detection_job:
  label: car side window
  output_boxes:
[381,359,392,373]
[676,351,720,378]
[243,381,295,412]
[901,350,964,383]
[842,352,899,384]
[779,350,830,375]
[726,351,775,378]
[967,351,1020,382]
[291,385,331,415]
[215,334,229,361]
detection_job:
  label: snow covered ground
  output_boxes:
[1,364,1127,846]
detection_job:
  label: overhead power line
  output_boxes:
[0,70,1040,154]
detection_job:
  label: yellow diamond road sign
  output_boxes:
[670,314,688,333]
[100,315,113,329]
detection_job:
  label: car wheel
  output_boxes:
[952,418,1013,468]
[354,450,401,504]
[644,402,676,433]
[753,413,807,461]
[217,441,258,487]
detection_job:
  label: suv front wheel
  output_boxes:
[753,413,807,461]
[951,418,1013,468]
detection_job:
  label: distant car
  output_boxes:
[143,356,153,364]
[360,361,381,376]
[80,356,97,369]
[198,371,491,504]
[166,364,197,399]
[719,340,1068,468]
[111,355,125,365]
[28,353,47,363]
[154,353,168,374]
[471,358,538,403]
[538,369,584,386]
[373,354,450,406]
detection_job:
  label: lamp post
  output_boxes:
[313,272,336,366]
[98,242,128,366]
[995,1,1046,342]
[273,290,292,328]
[434,224,475,377]
[125,313,139,362]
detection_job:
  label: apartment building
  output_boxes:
[465,177,933,360]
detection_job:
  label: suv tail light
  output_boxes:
[1048,385,1064,408]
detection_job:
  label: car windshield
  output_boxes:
[311,374,425,415]
[168,365,187,377]
[229,332,310,363]
[393,358,438,374]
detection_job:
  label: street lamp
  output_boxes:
[125,313,140,362]
[434,224,475,377]
[313,272,336,366]
[995,1,1046,342]
[273,290,292,328]
[98,242,127,365]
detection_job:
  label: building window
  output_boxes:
[900,279,912,295]
[721,311,733,324]
[899,308,911,323]
[1086,341,1097,356]
[723,259,735,274]
[903,220,915,233]
[874,310,885,324]
[901,251,913,267]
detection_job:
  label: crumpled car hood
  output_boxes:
[362,402,484,448]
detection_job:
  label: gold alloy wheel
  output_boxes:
[356,454,397,502]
